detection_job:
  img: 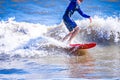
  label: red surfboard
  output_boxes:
[69,42,96,50]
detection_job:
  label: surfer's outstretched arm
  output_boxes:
[76,3,92,23]
[89,17,92,23]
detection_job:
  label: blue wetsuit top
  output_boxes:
[63,0,90,31]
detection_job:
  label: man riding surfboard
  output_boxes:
[62,0,92,44]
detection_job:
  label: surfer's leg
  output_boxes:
[68,26,80,43]
[62,18,78,43]
[62,30,73,41]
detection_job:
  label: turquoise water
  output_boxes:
[0,0,120,80]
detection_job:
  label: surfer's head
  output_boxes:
[77,0,83,4]
[79,0,83,2]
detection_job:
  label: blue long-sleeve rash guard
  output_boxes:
[63,0,90,20]
[63,0,90,31]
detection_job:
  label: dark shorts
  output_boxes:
[63,18,77,32]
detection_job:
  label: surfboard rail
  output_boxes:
[69,42,96,50]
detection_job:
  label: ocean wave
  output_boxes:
[0,16,120,58]
[46,16,120,44]
[0,17,67,58]
[0,17,47,54]
[76,16,120,44]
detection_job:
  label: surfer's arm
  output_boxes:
[76,5,92,23]
[89,17,92,23]
[76,6,90,18]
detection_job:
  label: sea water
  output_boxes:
[0,0,120,80]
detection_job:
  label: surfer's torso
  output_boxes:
[63,0,90,20]
[63,0,90,31]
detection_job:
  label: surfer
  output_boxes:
[62,0,92,44]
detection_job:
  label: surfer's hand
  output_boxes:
[89,17,92,23]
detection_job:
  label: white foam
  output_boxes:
[0,17,47,52]
[76,16,120,42]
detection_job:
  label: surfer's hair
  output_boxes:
[79,0,83,2]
